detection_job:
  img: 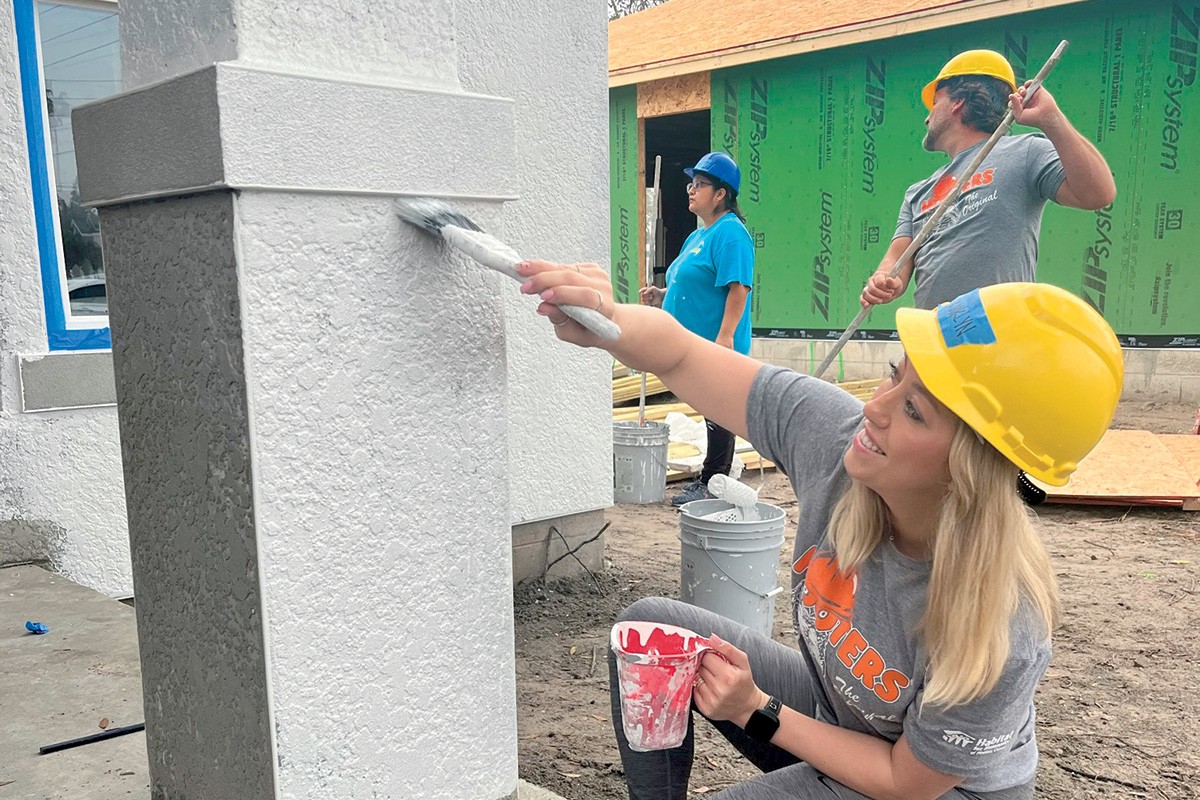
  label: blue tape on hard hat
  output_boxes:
[937,290,997,347]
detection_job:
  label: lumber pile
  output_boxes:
[1035,429,1200,511]
[612,363,883,483]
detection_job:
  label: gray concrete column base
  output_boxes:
[512,509,607,584]
[517,779,567,799]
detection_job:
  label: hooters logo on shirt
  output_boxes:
[920,168,996,213]
[793,546,912,704]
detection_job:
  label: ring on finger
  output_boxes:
[551,315,570,327]
[592,288,604,312]
[694,676,705,687]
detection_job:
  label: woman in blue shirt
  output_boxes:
[640,151,756,506]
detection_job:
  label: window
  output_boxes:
[14,0,120,350]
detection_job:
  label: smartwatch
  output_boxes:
[744,695,782,743]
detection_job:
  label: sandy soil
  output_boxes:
[514,400,1200,800]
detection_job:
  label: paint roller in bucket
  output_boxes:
[703,474,761,521]
[394,198,621,341]
[611,621,711,751]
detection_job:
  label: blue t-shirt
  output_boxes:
[662,213,755,354]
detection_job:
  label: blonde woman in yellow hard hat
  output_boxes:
[861,49,1116,311]
[519,259,1122,800]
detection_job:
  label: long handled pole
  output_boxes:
[638,155,662,426]
[40,722,146,755]
[812,39,1070,380]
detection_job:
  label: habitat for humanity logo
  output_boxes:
[941,729,1016,756]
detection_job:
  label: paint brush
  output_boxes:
[394,198,621,341]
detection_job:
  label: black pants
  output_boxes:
[700,418,736,483]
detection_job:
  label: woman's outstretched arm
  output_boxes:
[518,259,761,441]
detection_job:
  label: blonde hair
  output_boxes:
[827,421,1059,707]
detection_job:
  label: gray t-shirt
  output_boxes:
[747,365,1051,792]
[894,133,1067,309]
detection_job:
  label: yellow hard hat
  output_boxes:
[922,49,1017,109]
[896,283,1123,486]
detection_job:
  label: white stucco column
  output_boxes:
[73,2,525,798]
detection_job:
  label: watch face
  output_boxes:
[746,697,781,743]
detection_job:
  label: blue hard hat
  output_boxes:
[684,152,740,194]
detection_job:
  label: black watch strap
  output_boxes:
[744,695,782,743]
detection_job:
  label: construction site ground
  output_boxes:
[515,398,1200,800]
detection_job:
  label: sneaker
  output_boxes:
[670,479,714,507]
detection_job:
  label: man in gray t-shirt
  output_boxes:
[861,49,1116,310]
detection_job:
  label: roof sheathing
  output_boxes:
[609,0,1090,86]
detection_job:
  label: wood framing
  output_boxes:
[637,72,712,119]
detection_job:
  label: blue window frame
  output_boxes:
[13,0,119,350]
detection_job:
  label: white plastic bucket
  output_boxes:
[610,621,711,751]
[678,499,786,637]
[613,421,670,504]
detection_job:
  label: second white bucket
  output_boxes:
[678,499,786,637]
[613,421,670,504]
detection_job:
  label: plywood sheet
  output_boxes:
[1037,429,1200,510]
[638,72,711,118]
[1160,435,1200,489]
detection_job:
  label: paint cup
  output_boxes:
[610,620,711,751]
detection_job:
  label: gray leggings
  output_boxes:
[608,597,1034,800]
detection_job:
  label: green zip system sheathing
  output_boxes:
[610,0,1200,347]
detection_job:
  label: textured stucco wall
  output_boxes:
[0,1,131,597]
[454,0,614,525]
[121,0,459,90]
[100,187,520,798]
[235,192,516,799]
[84,0,525,794]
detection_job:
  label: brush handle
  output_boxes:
[443,226,621,341]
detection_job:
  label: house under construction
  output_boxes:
[609,0,1199,392]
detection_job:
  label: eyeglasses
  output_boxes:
[686,180,714,193]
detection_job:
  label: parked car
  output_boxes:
[67,276,107,316]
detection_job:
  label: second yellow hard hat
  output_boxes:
[922,49,1017,109]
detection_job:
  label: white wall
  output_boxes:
[0,1,132,598]
[455,0,614,525]
[72,0,607,794]
[0,0,612,599]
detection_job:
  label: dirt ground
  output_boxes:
[514,399,1200,800]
